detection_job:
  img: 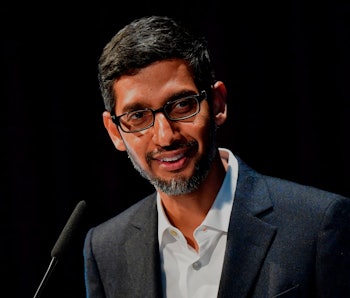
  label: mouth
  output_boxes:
[152,141,197,172]
[155,150,188,172]
[159,152,185,162]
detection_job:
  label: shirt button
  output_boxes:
[170,229,178,237]
[192,261,201,270]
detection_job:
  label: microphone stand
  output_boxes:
[33,257,58,298]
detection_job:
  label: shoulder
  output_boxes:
[86,192,157,243]
[235,155,350,218]
[264,174,349,212]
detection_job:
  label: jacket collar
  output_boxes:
[218,156,277,297]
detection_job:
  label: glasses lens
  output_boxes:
[166,96,199,120]
[120,109,153,132]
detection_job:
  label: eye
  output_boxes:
[177,98,192,108]
[169,97,197,115]
[126,110,148,121]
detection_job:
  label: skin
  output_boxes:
[103,59,228,250]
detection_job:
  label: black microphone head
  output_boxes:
[50,200,87,259]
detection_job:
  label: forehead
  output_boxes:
[113,59,197,110]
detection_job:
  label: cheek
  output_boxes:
[193,113,212,137]
[193,114,215,150]
[123,135,150,163]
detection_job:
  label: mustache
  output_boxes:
[146,139,198,161]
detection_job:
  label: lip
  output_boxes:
[153,149,189,172]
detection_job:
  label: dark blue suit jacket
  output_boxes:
[84,157,350,297]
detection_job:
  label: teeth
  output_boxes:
[161,153,184,162]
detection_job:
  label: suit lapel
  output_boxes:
[123,194,163,297]
[218,158,277,297]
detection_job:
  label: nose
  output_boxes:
[151,112,177,146]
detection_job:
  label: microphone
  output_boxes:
[33,200,87,298]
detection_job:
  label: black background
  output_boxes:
[2,1,350,297]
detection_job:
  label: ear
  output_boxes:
[211,81,227,126]
[102,111,127,151]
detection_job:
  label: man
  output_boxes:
[83,15,350,297]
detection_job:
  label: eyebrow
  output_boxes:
[118,90,198,114]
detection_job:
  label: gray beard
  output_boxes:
[125,119,218,196]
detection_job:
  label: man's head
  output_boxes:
[98,15,216,113]
[100,16,227,196]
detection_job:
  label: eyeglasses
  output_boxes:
[111,90,207,133]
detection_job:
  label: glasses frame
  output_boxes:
[111,90,207,133]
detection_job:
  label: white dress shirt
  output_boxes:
[157,148,238,298]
